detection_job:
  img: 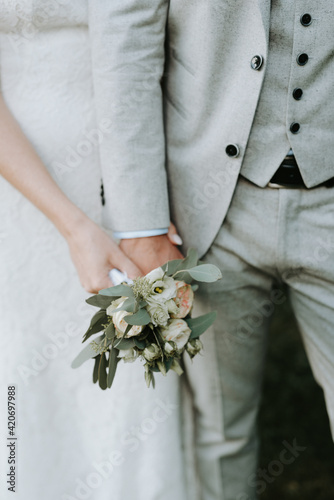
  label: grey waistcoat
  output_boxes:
[241,0,334,188]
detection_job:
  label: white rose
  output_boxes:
[146,299,169,326]
[159,319,191,351]
[146,267,177,302]
[112,300,144,338]
[106,297,126,317]
[118,348,138,363]
[143,343,161,362]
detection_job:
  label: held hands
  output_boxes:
[120,228,184,275]
[65,218,142,294]
[65,218,183,293]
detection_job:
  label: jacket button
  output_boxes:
[250,55,264,71]
[297,53,309,66]
[293,88,303,100]
[290,122,300,134]
[225,144,240,158]
[300,13,312,26]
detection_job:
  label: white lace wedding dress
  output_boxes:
[0,2,192,499]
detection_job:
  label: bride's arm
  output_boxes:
[0,93,141,292]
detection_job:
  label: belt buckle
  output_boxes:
[267,181,286,189]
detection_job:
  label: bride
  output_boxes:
[0,2,190,499]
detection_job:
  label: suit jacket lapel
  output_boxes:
[257,0,271,45]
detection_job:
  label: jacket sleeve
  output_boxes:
[88,0,170,233]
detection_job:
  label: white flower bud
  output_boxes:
[143,343,161,362]
[117,348,138,363]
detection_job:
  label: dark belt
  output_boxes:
[269,156,334,188]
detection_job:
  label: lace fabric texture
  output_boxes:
[0,2,191,499]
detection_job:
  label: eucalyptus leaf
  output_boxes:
[107,348,119,388]
[98,284,134,298]
[124,308,151,326]
[191,284,199,292]
[124,323,133,336]
[112,296,136,313]
[161,259,183,276]
[187,264,222,283]
[93,355,100,384]
[163,249,199,279]
[105,322,116,340]
[114,338,136,350]
[98,352,108,390]
[186,311,217,339]
[71,334,104,368]
[86,309,106,330]
[86,294,113,309]
[83,310,108,342]
[179,247,198,270]
[134,338,146,350]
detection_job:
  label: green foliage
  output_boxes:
[92,355,100,384]
[98,352,108,390]
[105,322,115,340]
[162,259,184,276]
[82,309,108,342]
[107,348,119,388]
[98,284,134,298]
[112,296,137,313]
[124,308,151,326]
[74,247,222,392]
[86,294,113,309]
[187,264,222,282]
[114,338,135,350]
[71,334,104,369]
[134,338,146,350]
[187,311,217,339]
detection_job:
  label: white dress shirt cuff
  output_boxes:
[113,228,169,239]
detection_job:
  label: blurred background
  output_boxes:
[258,284,334,499]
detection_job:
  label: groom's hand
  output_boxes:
[120,234,184,275]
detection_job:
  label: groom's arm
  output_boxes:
[88,0,182,272]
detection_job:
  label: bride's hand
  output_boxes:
[65,218,142,294]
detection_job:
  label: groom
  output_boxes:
[90,1,334,498]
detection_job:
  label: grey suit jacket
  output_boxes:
[89,0,270,256]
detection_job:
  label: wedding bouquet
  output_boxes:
[72,249,222,389]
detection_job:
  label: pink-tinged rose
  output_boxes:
[171,281,194,319]
[159,319,191,351]
[110,300,144,338]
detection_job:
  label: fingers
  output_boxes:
[83,273,114,294]
[118,256,143,280]
[110,246,143,280]
[167,223,183,246]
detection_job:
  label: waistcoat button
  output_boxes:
[250,55,264,70]
[300,13,312,26]
[290,122,300,134]
[225,144,240,158]
[293,88,303,100]
[297,53,309,66]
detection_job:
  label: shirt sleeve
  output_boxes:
[113,228,169,239]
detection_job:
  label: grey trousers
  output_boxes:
[184,175,334,500]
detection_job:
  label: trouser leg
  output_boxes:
[184,177,283,500]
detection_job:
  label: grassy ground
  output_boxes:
[258,286,334,499]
